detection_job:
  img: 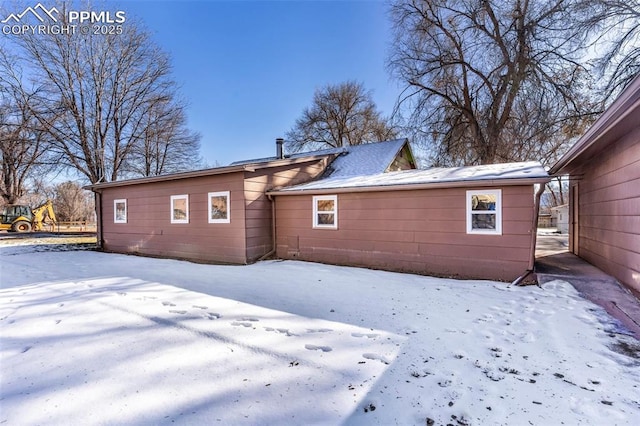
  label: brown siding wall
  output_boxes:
[100,173,248,264]
[571,125,640,292]
[243,161,327,262]
[274,186,535,281]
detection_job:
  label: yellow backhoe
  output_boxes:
[0,200,57,232]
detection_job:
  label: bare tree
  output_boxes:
[573,0,640,98]
[123,99,202,177]
[285,81,398,153]
[542,176,569,211]
[0,50,57,204]
[11,10,200,184]
[388,0,598,166]
[52,181,94,222]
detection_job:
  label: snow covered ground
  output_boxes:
[1,241,640,425]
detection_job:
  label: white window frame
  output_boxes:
[208,191,230,224]
[466,189,502,235]
[170,194,189,224]
[114,199,127,224]
[313,195,338,229]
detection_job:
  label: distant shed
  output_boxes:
[550,204,569,234]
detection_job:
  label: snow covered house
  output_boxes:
[550,74,640,293]
[88,138,550,281]
[87,139,412,265]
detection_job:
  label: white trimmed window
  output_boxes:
[313,195,337,229]
[170,194,189,224]
[466,189,502,235]
[114,199,127,223]
[208,191,230,223]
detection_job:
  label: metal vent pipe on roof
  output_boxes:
[276,138,284,159]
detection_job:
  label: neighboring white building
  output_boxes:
[551,204,569,233]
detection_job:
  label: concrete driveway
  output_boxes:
[535,230,640,342]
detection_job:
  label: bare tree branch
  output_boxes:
[0,49,59,204]
[8,7,202,183]
[285,81,398,153]
[388,0,598,166]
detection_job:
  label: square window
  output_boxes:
[171,194,189,224]
[313,195,337,229]
[208,191,230,223]
[114,199,127,223]
[466,190,502,235]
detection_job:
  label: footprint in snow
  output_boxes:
[117,292,127,296]
[193,305,208,310]
[474,313,496,324]
[205,313,222,320]
[162,301,176,307]
[352,332,378,339]
[232,321,255,328]
[362,353,390,365]
[135,296,158,301]
[169,310,187,315]
[305,344,332,352]
[306,328,333,333]
[519,332,536,343]
[21,346,32,354]
[240,317,259,322]
[265,327,297,336]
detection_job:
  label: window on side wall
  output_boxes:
[466,189,502,235]
[171,194,189,224]
[313,195,337,229]
[208,191,230,223]
[114,199,127,223]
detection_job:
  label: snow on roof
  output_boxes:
[230,139,408,176]
[274,161,549,193]
[320,139,408,178]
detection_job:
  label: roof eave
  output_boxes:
[85,155,332,191]
[267,176,550,196]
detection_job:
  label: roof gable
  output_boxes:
[319,139,415,178]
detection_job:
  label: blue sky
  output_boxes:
[117,0,400,166]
